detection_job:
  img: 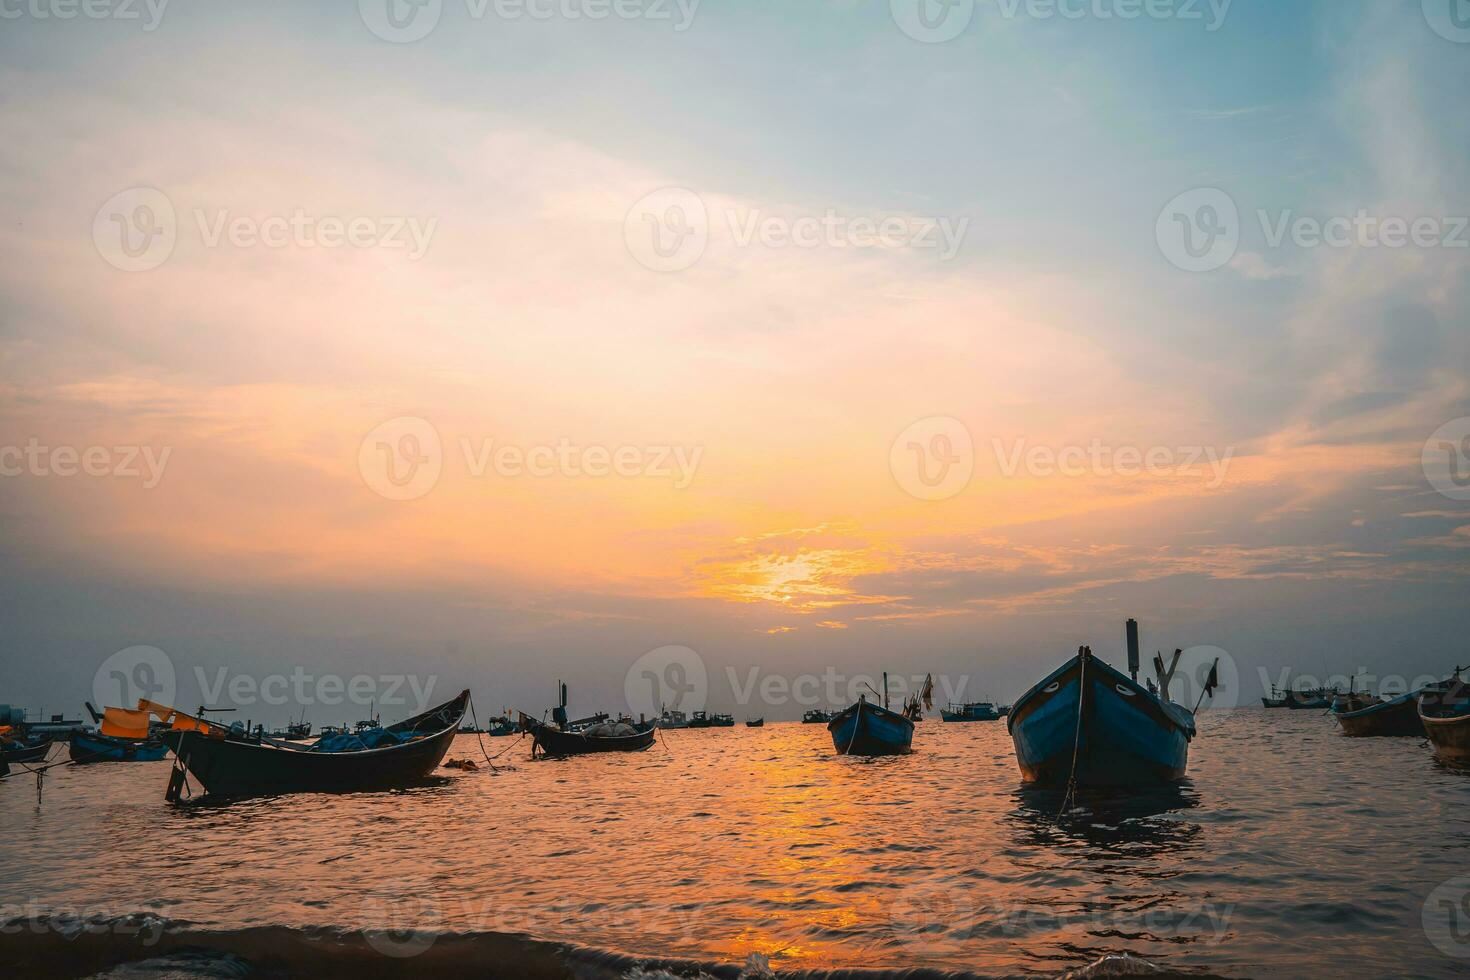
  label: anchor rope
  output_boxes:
[1057,649,1087,820]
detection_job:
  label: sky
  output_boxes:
[1,0,1468,724]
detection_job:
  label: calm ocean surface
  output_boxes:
[3,710,1468,978]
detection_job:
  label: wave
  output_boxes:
[0,916,1233,979]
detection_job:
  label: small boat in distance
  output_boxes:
[746,717,764,728]
[828,673,932,756]
[801,709,833,724]
[1009,620,1215,787]
[710,713,735,728]
[941,701,1003,722]
[1283,686,1339,709]
[660,709,690,729]
[1418,668,1470,763]
[687,711,712,729]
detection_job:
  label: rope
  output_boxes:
[465,695,522,772]
[842,700,863,756]
[1057,649,1088,820]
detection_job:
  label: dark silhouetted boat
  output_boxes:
[828,673,931,756]
[710,713,735,728]
[0,734,54,764]
[745,717,764,727]
[1420,670,1470,763]
[801,709,832,724]
[688,711,712,728]
[1009,621,1215,787]
[519,682,656,757]
[1283,687,1338,709]
[159,690,469,798]
[941,701,1003,722]
[1332,675,1458,737]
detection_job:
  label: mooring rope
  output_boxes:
[465,695,523,772]
[1057,649,1088,820]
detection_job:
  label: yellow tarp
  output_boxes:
[136,699,218,733]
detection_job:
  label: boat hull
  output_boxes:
[1,738,54,764]
[527,721,656,757]
[1332,694,1425,737]
[163,691,468,797]
[1421,700,1470,763]
[827,700,914,756]
[941,706,1002,722]
[68,732,168,764]
[1008,654,1195,787]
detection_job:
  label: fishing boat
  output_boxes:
[1419,669,1470,763]
[746,717,764,728]
[1008,620,1216,788]
[710,713,735,728]
[1332,675,1459,737]
[69,730,169,763]
[70,703,170,763]
[1261,685,1290,708]
[940,701,1003,722]
[157,690,469,799]
[1283,686,1338,709]
[519,682,657,757]
[801,709,832,724]
[828,673,932,756]
[659,709,690,729]
[0,733,54,764]
[687,711,712,729]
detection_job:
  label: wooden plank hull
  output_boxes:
[163,691,468,797]
[827,699,914,756]
[68,732,168,764]
[1421,702,1470,763]
[1009,654,1194,787]
[1332,694,1425,737]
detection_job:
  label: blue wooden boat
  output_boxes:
[1009,627,1207,787]
[828,673,931,756]
[68,731,169,763]
[941,701,1003,722]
